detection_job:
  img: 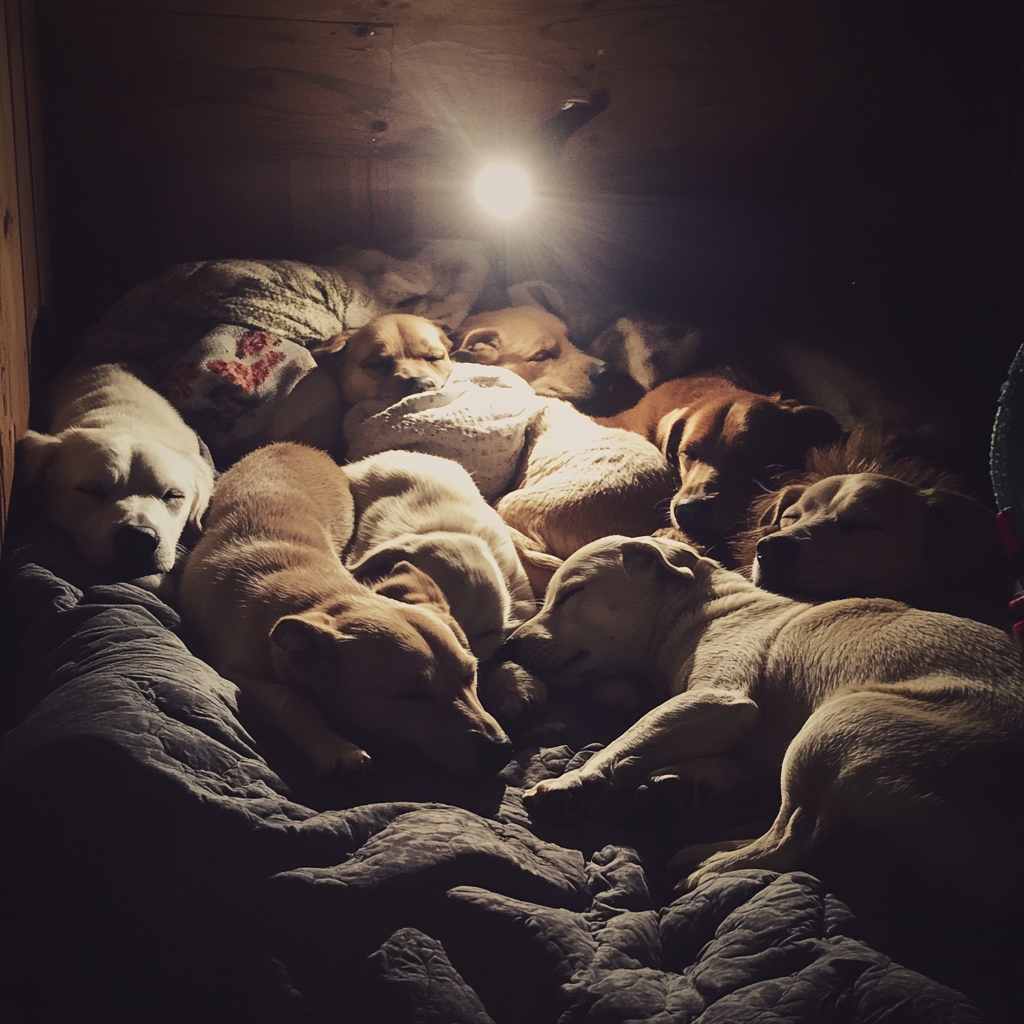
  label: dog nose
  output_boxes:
[476,733,514,776]
[756,534,800,569]
[113,524,161,576]
[671,495,716,534]
[588,361,614,393]
[497,634,522,663]
[399,376,439,396]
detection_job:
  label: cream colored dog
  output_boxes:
[343,449,536,661]
[178,442,513,781]
[451,305,611,403]
[17,361,214,581]
[510,534,1024,911]
[266,313,453,455]
[494,397,678,595]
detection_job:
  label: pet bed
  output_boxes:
[0,531,999,1024]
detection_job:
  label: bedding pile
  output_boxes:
[0,533,995,1023]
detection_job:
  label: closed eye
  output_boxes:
[553,585,584,607]
[75,483,107,498]
[163,489,186,502]
[423,353,447,362]
[528,349,557,363]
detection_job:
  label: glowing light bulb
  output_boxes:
[474,162,531,219]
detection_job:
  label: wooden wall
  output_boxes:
[13,0,1024,502]
[0,0,47,539]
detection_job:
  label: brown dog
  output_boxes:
[599,376,843,557]
[732,434,1015,629]
[451,305,612,404]
[178,442,513,781]
[266,313,453,456]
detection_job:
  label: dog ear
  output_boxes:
[427,320,454,351]
[621,538,696,581]
[760,485,806,529]
[783,403,845,451]
[270,613,335,682]
[369,560,452,614]
[450,328,501,364]
[16,430,62,492]
[656,412,687,461]
[310,327,359,356]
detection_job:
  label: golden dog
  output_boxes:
[451,305,612,404]
[731,433,1015,630]
[510,534,1024,911]
[17,361,214,581]
[178,442,513,781]
[599,376,843,556]
[266,313,453,456]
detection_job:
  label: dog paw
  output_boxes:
[522,772,606,823]
[316,744,373,787]
[631,772,713,815]
[666,839,753,895]
[479,660,549,729]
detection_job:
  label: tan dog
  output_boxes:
[511,534,1024,911]
[451,305,612,404]
[731,433,1015,630]
[493,397,678,595]
[599,376,843,556]
[16,361,214,581]
[178,442,513,781]
[266,313,453,456]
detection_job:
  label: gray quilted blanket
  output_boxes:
[0,533,1000,1023]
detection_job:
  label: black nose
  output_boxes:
[497,635,522,663]
[588,361,614,393]
[399,376,439,396]
[756,534,800,569]
[671,495,716,533]
[113,524,161,576]
[476,734,514,776]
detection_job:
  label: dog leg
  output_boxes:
[230,671,372,783]
[523,689,759,823]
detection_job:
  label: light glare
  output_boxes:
[474,162,531,219]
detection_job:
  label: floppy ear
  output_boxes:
[450,328,501,364]
[369,560,452,615]
[656,412,687,461]
[760,485,806,529]
[270,613,336,684]
[428,321,454,352]
[310,327,359,357]
[783,403,844,451]
[350,544,406,584]
[620,538,696,581]
[16,430,62,491]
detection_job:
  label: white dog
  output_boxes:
[509,534,1024,911]
[17,361,215,581]
[343,450,544,724]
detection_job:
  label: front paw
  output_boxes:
[315,741,373,787]
[666,839,752,895]
[522,772,606,824]
[479,660,549,729]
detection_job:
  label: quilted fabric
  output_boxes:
[0,536,996,1024]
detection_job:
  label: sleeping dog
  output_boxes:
[16,360,214,582]
[599,376,843,558]
[510,534,1024,912]
[266,313,453,456]
[179,442,513,781]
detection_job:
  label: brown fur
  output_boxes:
[451,305,611,404]
[731,431,1014,629]
[178,442,512,781]
[599,376,843,556]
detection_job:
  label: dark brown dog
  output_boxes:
[732,432,1016,630]
[599,376,843,557]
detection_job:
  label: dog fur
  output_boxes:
[598,375,844,557]
[266,313,453,456]
[451,305,612,404]
[510,534,1024,911]
[493,397,678,595]
[178,442,513,782]
[16,360,214,581]
[732,433,1016,630]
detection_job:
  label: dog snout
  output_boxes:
[497,634,523,663]
[113,524,161,576]
[756,533,800,570]
[398,376,439,396]
[588,360,614,393]
[476,732,514,776]
[671,495,717,534]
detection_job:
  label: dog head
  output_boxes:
[749,472,1007,604]
[270,561,513,777]
[17,426,214,579]
[505,535,701,684]
[318,313,453,407]
[656,387,842,549]
[351,532,516,662]
[451,305,612,403]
